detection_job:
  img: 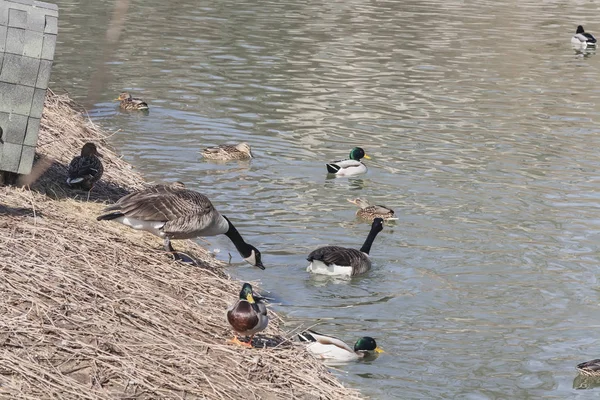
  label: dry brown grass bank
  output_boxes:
[0,92,362,399]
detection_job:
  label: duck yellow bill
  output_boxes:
[374,346,384,353]
[246,293,255,303]
[363,154,372,159]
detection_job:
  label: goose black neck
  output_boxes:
[223,216,252,258]
[359,225,381,255]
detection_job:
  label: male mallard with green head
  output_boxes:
[115,92,149,111]
[202,143,253,160]
[227,283,268,347]
[298,329,383,363]
[326,147,371,177]
[347,198,397,221]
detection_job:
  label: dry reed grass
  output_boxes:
[0,92,362,399]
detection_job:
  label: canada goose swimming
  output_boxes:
[202,143,253,160]
[115,92,149,110]
[577,359,600,376]
[227,283,269,347]
[572,25,597,47]
[96,184,264,269]
[306,218,384,276]
[66,142,104,194]
[347,198,397,221]
[326,147,371,177]
[298,329,383,363]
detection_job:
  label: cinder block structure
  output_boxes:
[0,0,58,176]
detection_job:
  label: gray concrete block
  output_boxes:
[0,53,40,86]
[8,7,27,29]
[18,144,34,174]
[0,142,22,171]
[5,26,25,55]
[40,32,54,60]
[35,58,51,88]
[0,26,6,53]
[0,1,9,26]
[29,87,45,118]
[24,116,39,146]
[0,111,27,144]
[43,15,56,34]
[11,0,34,7]
[0,82,34,115]
[0,52,4,71]
[22,29,43,58]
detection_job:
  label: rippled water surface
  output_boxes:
[51,0,600,398]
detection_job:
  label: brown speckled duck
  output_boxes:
[66,142,103,192]
[347,198,397,221]
[115,92,149,111]
[202,143,253,161]
[577,359,600,376]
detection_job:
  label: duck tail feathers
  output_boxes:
[326,163,340,174]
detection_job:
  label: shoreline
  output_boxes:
[0,91,362,399]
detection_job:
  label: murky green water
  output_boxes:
[50,0,600,398]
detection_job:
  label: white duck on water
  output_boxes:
[306,218,384,276]
[326,147,371,177]
[298,329,383,364]
[97,183,264,269]
[572,25,597,47]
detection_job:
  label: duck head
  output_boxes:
[349,147,371,161]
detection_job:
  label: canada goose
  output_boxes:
[572,25,597,47]
[306,218,383,276]
[66,142,104,194]
[115,92,149,110]
[96,184,264,269]
[202,143,253,160]
[298,329,383,363]
[347,198,397,221]
[326,147,371,177]
[227,283,269,347]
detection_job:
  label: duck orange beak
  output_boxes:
[374,346,384,353]
[363,154,371,159]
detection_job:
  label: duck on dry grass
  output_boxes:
[326,147,371,177]
[66,142,103,198]
[115,92,149,110]
[298,329,383,363]
[96,183,264,269]
[306,218,384,276]
[347,198,397,221]
[227,283,268,347]
[202,143,253,160]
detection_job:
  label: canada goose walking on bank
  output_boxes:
[66,142,104,197]
[306,218,384,276]
[97,184,264,268]
[326,147,371,177]
[298,329,383,363]
[202,143,253,160]
[227,283,269,347]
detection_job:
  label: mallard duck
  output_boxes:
[347,198,397,221]
[326,147,371,177]
[572,25,597,47]
[298,329,383,363]
[227,283,269,347]
[96,184,264,269]
[115,92,149,110]
[306,218,383,276]
[202,143,253,160]
[577,359,600,376]
[66,142,104,192]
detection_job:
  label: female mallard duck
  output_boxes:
[66,142,104,192]
[326,147,371,177]
[227,283,269,347]
[577,359,600,376]
[115,92,149,110]
[572,25,597,47]
[96,184,264,269]
[347,198,397,221]
[306,218,383,276]
[298,329,383,363]
[202,143,253,160]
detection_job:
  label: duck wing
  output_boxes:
[68,156,103,181]
[298,329,354,353]
[578,359,600,372]
[327,158,363,173]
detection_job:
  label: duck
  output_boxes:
[115,92,149,110]
[66,142,104,193]
[202,143,253,160]
[227,283,269,347]
[96,184,264,269]
[347,198,397,221]
[577,359,600,376]
[306,218,383,276]
[326,147,371,177]
[298,329,383,363]
[572,25,597,47]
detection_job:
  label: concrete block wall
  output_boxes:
[0,0,57,175]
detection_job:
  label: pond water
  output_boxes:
[51,0,600,398]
